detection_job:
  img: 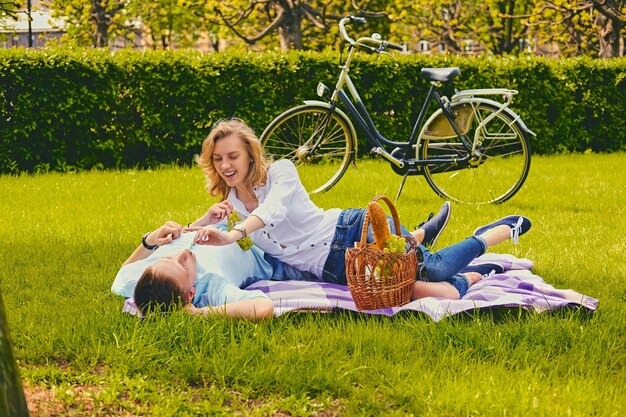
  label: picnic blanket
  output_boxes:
[122,253,598,321]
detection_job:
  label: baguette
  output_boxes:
[368,202,391,250]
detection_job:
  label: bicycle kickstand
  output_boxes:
[395,171,410,203]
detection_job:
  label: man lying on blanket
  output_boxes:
[111,221,317,321]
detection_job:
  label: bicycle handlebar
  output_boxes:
[339,16,406,54]
[384,41,405,51]
[339,16,358,46]
[350,16,367,25]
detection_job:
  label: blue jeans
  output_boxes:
[321,208,488,297]
[264,254,318,282]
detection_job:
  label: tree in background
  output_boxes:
[48,0,129,47]
[0,1,20,20]
[592,0,625,57]
[44,0,624,56]
[0,1,20,44]
[480,0,535,54]
[125,0,203,49]
[183,0,331,50]
[522,1,596,56]
[389,0,536,55]
[517,0,624,57]
[389,0,623,57]
[48,0,210,49]
[181,0,388,51]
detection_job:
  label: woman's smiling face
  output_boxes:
[212,134,251,189]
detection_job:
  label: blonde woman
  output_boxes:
[187,119,531,300]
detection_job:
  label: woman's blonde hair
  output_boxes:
[195,118,271,200]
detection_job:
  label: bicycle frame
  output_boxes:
[316,43,475,173]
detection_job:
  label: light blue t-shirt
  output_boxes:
[111,232,272,307]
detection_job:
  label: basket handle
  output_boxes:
[359,195,402,245]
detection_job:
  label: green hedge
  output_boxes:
[1,48,625,173]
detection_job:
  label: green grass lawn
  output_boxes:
[1,153,625,416]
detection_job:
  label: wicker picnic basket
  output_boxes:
[345,195,418,310]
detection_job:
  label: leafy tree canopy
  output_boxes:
[45,0,625,57]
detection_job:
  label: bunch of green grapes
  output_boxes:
[227,211,254,251]
[237,238,254,250]
[227,211,242,224]
[374,260,385,277]
[374,235,406,277]
[382,235,406,254]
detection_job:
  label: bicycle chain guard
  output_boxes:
[421,103,474,140]
[390,147,409,175]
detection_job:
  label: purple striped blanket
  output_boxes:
[122,253,598,321]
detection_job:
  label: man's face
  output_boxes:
[151,249,197,296]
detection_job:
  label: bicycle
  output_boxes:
[260,16,534,204]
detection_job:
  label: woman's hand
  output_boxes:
[145,221,183,247]
[184,303,202,315]
[187,201,233,228]
[205,200,233,225]
[187,226,237,246]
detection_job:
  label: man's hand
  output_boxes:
[145,220,184,247]
[186,226,237,246]
[122,220,184,266]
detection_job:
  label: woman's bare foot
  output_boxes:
[411,228,425,244]
[463,271,483,286]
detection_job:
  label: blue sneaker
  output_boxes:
[473,216,531,244]
[460,263,505,277]
[418,201,451,249]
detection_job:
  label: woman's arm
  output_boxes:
[185,297,275,321]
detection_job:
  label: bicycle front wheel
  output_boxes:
[419,102,531,204]
[260,104,355,194]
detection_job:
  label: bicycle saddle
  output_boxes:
[421,67,461,82]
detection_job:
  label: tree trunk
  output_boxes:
[441,4,462,53]
[277,5,303,50]
[497,1,507,53]
[0,290,29,417]
[91,0,109,48]
[506,0,516,53]
[595,11,623,58]
[94,21,109,48]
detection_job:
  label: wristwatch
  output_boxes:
[142,232,159,250]
[232,225,247,240]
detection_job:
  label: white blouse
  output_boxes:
[224,159,341,278]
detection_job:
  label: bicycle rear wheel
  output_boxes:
[260,104,355,194]
[419,102,531,204]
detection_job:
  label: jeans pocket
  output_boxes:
[332,208,365,250]
[335,208,364,230]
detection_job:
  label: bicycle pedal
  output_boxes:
[369,147,384,155]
